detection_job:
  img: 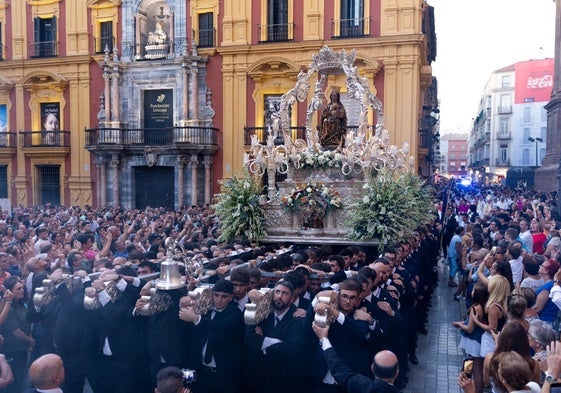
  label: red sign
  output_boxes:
[514,59,554,104]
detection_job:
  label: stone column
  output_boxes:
[190,63,199,121]
[535,0,561,193]
[111,67,120,125]
[111,154,119,207]
[181,60,189,123]
[95,156,107,207]
[177,156,185,207]
[103,70,111,125]
[190,155,198,205]
[203,157,212,204]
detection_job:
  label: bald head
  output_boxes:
[372,350,399,382]
[29,354,64,389]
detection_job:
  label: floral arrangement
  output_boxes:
[281,182,342,210]
[213,170,267,244]
[289,150,343,169]
[346,167,433,251]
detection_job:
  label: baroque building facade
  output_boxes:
[0,0,436,209]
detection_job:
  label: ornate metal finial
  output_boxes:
[164,237,175,258]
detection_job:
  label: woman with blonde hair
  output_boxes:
[474,275,510,357]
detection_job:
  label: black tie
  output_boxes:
[275,317,280,327]
[203,311,216,364]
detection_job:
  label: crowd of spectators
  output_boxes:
[442,183,561,393]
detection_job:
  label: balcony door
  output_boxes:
[33,17,57,57]
[135,166,174,209]
[340,0,364,37]
[267,0,288,42]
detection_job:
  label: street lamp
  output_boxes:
[528,136,543,167]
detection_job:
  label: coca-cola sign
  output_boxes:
[515,59,554,104]
[527,74,553,89]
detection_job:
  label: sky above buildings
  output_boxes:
[428,0,556,134]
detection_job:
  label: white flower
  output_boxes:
[334,153,342,161]
[306,187,312,193]
[363,195,370,204]
[243,181,250,189]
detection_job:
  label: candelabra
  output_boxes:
[244,128,289,198]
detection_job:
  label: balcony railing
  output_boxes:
[193,28,216,48]
[84,126,219,147]
[29,41,58,58]
[495,158,510,166]
[0,132,17,148]
[497,131,511,140]
[257,23,294,43]
[331,17,370,39]
[19,131,70,147]
[244,127,305,145]
[497,106,512,114]
[94,36,115,54]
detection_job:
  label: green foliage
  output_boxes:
[346,168,433,251]
[213,170,266,244]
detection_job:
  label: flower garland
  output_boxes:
[281,182,342,211]
[289,150,343,169]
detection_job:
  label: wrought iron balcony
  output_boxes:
[244,127,305,145]
[94,36,115,54]
[257,23,294,43]
[497,106,512,114]
[84,126,219,147]
[497,131,511,140]
[495,158,510,166]
[29,41,58,58]
[19,131,70,147]
[331,18,370,39]
[0,132,17,148]
[193,28,216,48]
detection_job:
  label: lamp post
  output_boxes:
[527,136,543,167]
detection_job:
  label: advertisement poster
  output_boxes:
[40,103,60,131]
[514,59,554,104]
[0,104,6,132]
[144,89,173,128]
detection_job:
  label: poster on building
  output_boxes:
[0,104,6,132]
[40,103,60,131]
[144,89,173,128]
[514,59,554,104]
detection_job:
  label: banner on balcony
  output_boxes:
[40,103,60,131]
[0,105,6,132]
[144,89,173,128]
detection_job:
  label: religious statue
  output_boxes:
[319,90,347,150]
[148,21,167,45]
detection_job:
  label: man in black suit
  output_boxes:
[178,279,245,393]
[24,353,65,393]
[312,322,401,393]
[244,280,312,393]
[308,279,372,393]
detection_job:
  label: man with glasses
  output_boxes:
[309,279,372,392]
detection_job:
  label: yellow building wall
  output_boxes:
[217,0,430,178]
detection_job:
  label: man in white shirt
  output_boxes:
[507,243,524,286]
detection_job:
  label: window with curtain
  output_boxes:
[33,17,57,57]
[267,0,289,42]
[340,0,364,37]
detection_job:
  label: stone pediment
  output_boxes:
[247,58,301,82]
[21,71,68,93]
[86,0,120,8]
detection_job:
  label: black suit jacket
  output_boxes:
[324,347,400,393]
[189,302,244,377]
[245,304,311,393]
